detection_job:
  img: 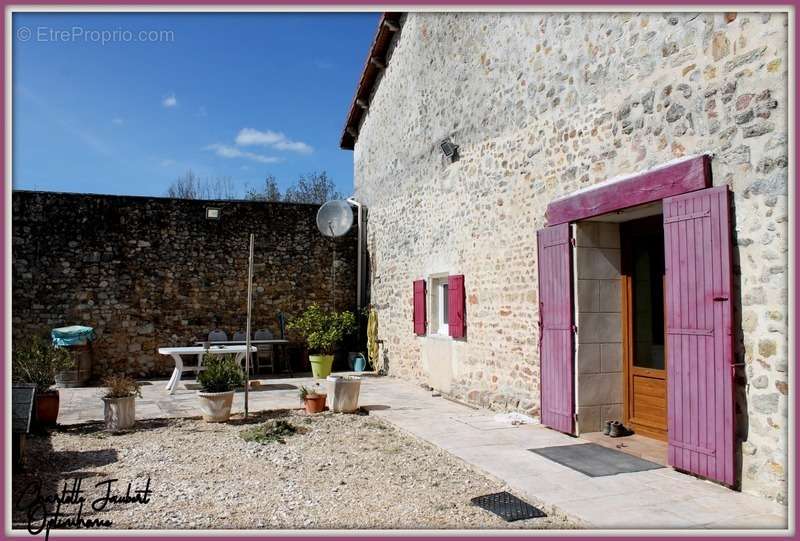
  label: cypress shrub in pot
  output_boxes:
[196,354,244,422]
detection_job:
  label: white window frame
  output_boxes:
[438,282,449,336]
[428,274,450,337]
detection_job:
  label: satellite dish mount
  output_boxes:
[316,200,354,310]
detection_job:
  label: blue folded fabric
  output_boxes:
[51,325,96,346]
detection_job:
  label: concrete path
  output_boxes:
[58,373,788,531]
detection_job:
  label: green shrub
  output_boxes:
[197,354,244,393]
[287,304,356,355]
[12,336,74,393]
[102,375,142,399]
[240,419,301,444]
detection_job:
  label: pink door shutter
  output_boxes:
[448,274,466,338]
[536,223,575,435]
[663,186,735,486]
[413,279,427,336]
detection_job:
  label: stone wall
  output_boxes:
[12,191,357,377]
[353,12,788,502]
[574,222,623,434]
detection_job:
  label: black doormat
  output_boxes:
[470,491,547,522]
[529,443,664,477]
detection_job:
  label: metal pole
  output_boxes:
[329,223,336,311]
[244,233,254,418]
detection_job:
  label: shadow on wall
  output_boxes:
[729,199,748,492]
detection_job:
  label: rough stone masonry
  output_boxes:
[12,191,357,378]
[352,12,788,502]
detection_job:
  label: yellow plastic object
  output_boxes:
[367,307,379,372]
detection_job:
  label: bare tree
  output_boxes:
[283,171,342,204]
[166,170,237,200]
[245,175,282,202]
[167,170,200,199]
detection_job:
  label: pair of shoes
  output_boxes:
[608,421,633,438]
[603,420,614,435]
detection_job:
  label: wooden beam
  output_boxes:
[346,126,358,137]
[383,19,400,32]
[545,155,712,226]
[355,98,369,110]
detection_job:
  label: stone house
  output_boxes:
[340,12,789,503]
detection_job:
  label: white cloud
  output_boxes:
[112,117,124,125]
[234,128,313,155]
[205,143,282,164]
[162,93,177,108]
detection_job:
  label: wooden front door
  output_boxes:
[622,216,668,441]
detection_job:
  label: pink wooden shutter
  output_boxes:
[413,279,426,335]
[536,224,575,435]
[448,274,466,338]
[663,186,734,486]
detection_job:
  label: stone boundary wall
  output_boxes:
[12,190,357,377]
[354,12,788,502]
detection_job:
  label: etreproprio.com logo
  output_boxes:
[16,26,175,45]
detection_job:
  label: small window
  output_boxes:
[429,275,449,336]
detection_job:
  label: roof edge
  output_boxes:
[339,12,403,151]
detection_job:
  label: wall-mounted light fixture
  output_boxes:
[206,207,220,220]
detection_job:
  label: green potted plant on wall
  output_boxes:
[196,353,244,422]
[288,304,356,379]
[12,336,74,426]
[101,375,142,432]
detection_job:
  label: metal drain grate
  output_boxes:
[471,491,547,522]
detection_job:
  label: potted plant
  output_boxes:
[298,383,327,414]
[288,304,356,379]
[101,375,142,432]
[196,353,244,422]
[12,336,74,426]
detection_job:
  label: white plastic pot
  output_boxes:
[197,390,235,422]
[103,396,135,431]
[326,376,362,413]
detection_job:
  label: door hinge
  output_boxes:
[570,237,577,247]
[572,325,577,333]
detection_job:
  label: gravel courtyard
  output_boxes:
[12,409,576,531]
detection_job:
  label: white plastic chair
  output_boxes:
[232,331,247,342]
[254,329,274,374]
[199,330,229,370]
[208,330,228,342]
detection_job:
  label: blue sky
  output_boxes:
[12,12,378,198]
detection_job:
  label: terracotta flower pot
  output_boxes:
[35,390,60,426]
[303,394,327,414]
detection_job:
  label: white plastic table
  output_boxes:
[157,345,256,394]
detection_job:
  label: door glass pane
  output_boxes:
[632,235,665,370]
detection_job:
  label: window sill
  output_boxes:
[425,333,453,341]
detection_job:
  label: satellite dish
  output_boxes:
[316,200,353,237]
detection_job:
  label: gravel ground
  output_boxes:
[12,409,577,531]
